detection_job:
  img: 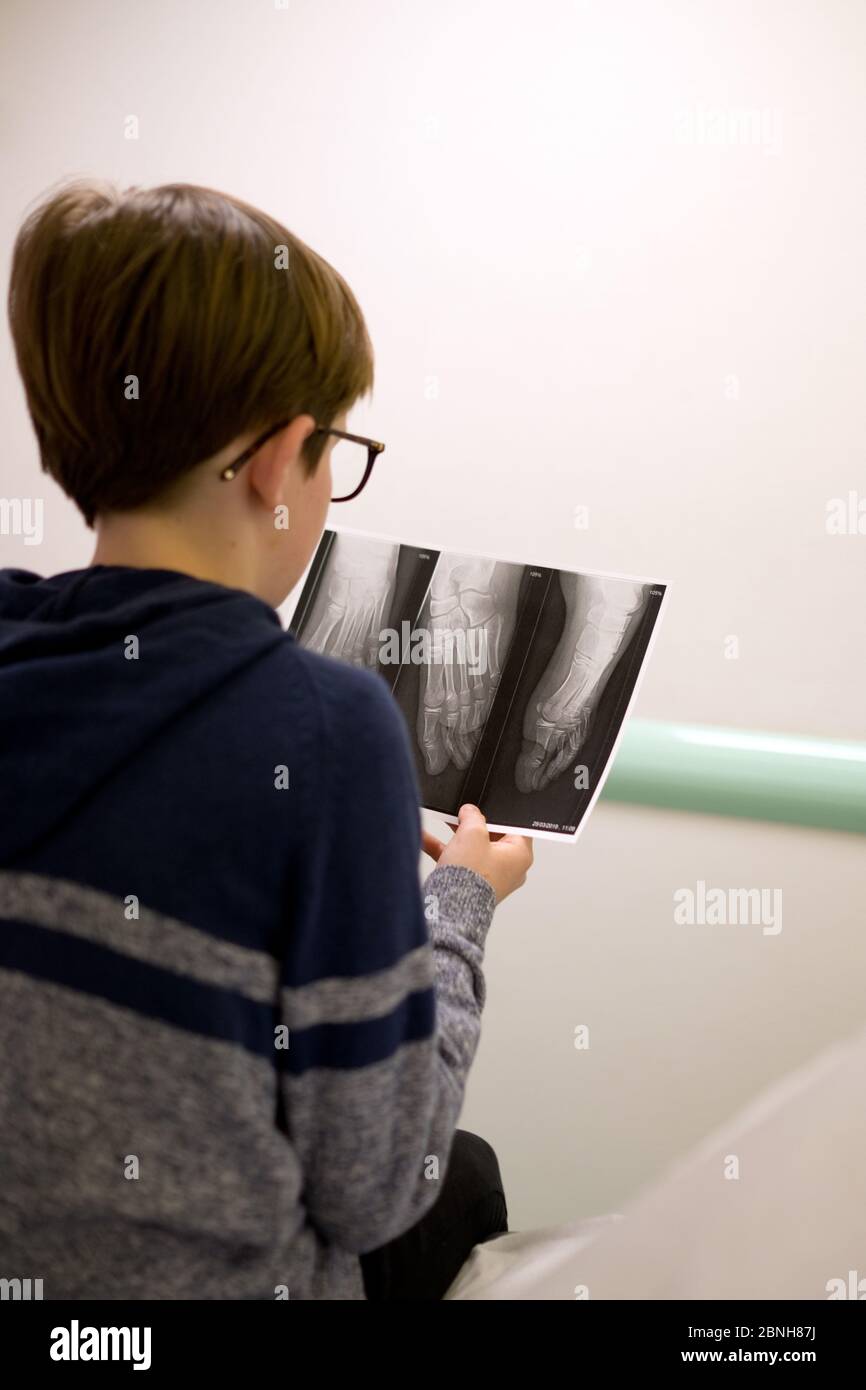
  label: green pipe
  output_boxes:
[602,720,866,835]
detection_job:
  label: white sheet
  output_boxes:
[447,1020,866,1299]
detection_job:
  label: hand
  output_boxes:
[422,803,534,904]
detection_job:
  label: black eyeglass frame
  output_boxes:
[219,422,385,502]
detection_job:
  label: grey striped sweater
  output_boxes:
[0,565,496,1299]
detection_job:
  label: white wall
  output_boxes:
[2,0,864,1228]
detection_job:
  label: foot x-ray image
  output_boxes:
[413,555,523,776]
[295,532,400,670]
[289,528,668,841]
[515,573,647,794]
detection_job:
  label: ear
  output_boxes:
[246,414,318,510]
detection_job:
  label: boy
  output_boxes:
[0,180,532,1300]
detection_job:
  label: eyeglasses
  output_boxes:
[219,421,385,502]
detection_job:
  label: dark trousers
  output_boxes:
[359,1130,508,1300]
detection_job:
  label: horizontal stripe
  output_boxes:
[0,917,278,1060]
[281,944,434,1028]
[282,987,436,1075]
[1,918,436,1074]
[0,870,278,1003]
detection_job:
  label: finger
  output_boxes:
[421,829,446,861]
[456,803,488,834]
[496,833,535,864]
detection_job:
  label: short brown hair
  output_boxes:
[8,179,375,525]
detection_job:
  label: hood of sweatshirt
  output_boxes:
[0,565,287,864]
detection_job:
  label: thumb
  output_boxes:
[457,803,488,833]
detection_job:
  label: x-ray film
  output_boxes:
[288,528,669,843]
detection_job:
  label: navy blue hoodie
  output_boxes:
[0,564,495,1299]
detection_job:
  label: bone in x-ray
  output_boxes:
[515,574,648,793]
[416,554,522,775]
[290,528,667,841]
[303,534,398,670]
